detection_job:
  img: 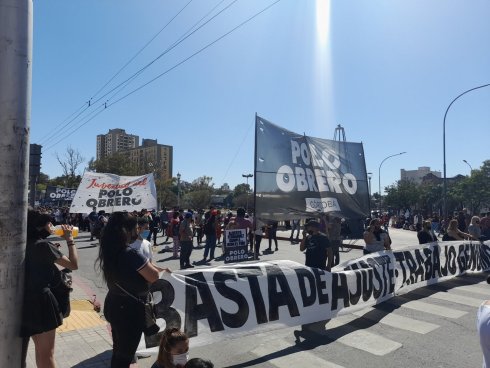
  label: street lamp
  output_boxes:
[378,152,406,211]
[463,159,473,175]
[367,172,372,210]
[242,173,253,212]
[443,83,490,218]
[177,172,181,208]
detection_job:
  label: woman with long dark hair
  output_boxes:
[97,212,161,367]
[21,210,79,368]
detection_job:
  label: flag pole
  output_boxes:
[253,113,258,260]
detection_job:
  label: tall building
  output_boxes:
[400,166,441,184]
[96,128,139,160]
[127,139,173,180]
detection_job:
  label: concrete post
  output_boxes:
[0,0,33,364]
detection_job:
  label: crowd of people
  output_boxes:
[21,204,490,367]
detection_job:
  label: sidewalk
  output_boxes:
[25,276,114,368]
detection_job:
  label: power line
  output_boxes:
[89,0,195,100]
[220,121,254,185]
[107,0,281,107]
[41,0,237,147]
[92,0,241,107]
[37,102,87,143]
[45,0,282,150]
[39,0,194,146]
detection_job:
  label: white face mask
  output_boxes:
[172,352,189,366]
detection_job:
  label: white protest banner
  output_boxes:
[224,229,248,264]
[69,172,157,213]
[136,240,490,355]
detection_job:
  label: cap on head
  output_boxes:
[184,212,193,219]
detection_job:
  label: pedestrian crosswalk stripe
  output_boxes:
[426,291,483,307]
[352,307,439,334]
[393,298,467,318]
[454,284,490,297]
[250,338,345,368]
[337,329,402,356]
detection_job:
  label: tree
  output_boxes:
[56,146,84,185]
[88,153,138,176]
[183,190,212,209]
[450,160,490,214]
[383,180,420,210]
[233,183,250,198]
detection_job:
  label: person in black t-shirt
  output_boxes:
[417,221,438,244]
[300,220,333,271]
[294,220,333,342]
[21,210,79,368]
[97,212,165,367]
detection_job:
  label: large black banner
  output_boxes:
[44,186,77,203]
[255,116,369,221]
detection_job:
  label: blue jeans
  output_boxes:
[203,234,216,260]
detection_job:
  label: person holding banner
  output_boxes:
[417,221,438,244]
[97,212,163,367]
[363,219,392,254]
[295,220,333,340]
[299,220,333,271]
[443,219,471,241]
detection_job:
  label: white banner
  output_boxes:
[69,172,157,213]
[137,240,490,354]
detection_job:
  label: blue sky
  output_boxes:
[31,0,490,193]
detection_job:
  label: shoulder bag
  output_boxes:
[114,283,160,336]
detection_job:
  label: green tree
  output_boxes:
[450,160,490,214]
[88,153,138,176]
[233,183,250,197]
[384,180,420,210]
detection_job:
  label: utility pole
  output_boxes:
[0,0,33,364]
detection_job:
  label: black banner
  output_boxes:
[255,116,369,221]
[44,186,77,203]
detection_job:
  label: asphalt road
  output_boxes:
[69,228,489,368]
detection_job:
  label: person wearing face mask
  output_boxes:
[97,212,166,367]
[299,220,333,271]
[417,220,438,244]
[21,210,79,368]
[131,217,153,261]
[151,328,190,368]
[294,220,333,341]
[363,218,392,254]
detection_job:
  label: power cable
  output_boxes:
[39,0,194,146]
[91,0,241,107]
[41,0,235,147]
[89,0,195,100]
[219,121,254,185]
[45,0,282,150]
[107,0,281,107]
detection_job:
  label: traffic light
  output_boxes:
[29,144,42,177]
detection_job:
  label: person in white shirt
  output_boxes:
[131,217,170,273]
[130,217,153,261]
